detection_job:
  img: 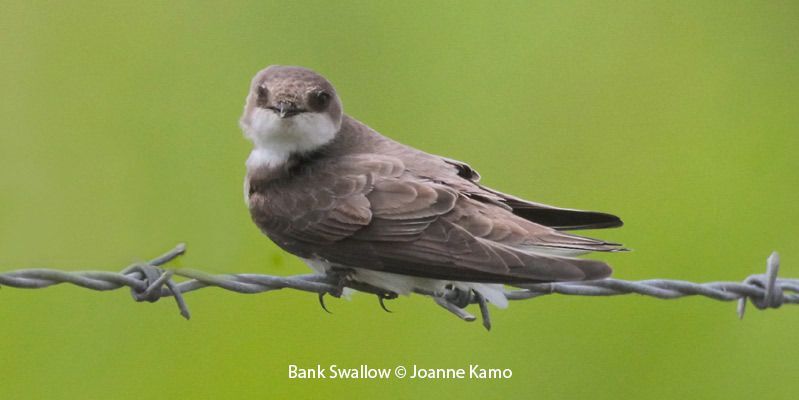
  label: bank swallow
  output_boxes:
[240,65,623,313]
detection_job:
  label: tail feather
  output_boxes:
[528,230,628,253]
[487,240,614,283]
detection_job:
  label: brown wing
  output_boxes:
[254,153,619,284]
[437,157,623,230]
[330,117,624,231]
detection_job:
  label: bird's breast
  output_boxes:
[247,189,272,230]
[248,190,300,255]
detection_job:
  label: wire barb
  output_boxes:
[0,245,796,330]
[737,252,783,319]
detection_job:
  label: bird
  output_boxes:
[239,65,624,314]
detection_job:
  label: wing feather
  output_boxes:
[253,151,621,284]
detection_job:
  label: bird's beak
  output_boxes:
[275,101,301,118]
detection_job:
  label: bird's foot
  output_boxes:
[328,268,355,296]
[318,269,355,314]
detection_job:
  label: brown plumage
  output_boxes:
[241,66,624,292]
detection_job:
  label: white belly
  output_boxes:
[302,258,508,308]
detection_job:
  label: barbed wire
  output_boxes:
[0,243,795,330]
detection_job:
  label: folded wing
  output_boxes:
[256,153,622,284]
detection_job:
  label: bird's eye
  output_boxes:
[256,85,269,107]
[308,91,331,111]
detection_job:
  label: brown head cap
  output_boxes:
[240,65,343,128]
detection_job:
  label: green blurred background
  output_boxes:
[1,1,797,398]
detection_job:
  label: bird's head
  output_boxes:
[240,66,343,160]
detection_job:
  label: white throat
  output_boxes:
[242,108,338,171]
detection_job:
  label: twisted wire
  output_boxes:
[0,244,794,330]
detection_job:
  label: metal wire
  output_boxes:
[0,244,795,330]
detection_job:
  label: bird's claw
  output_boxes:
[377,292,398,313]
[318,292,332,314]
[318,269,354,314]
[378,296,392,313]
